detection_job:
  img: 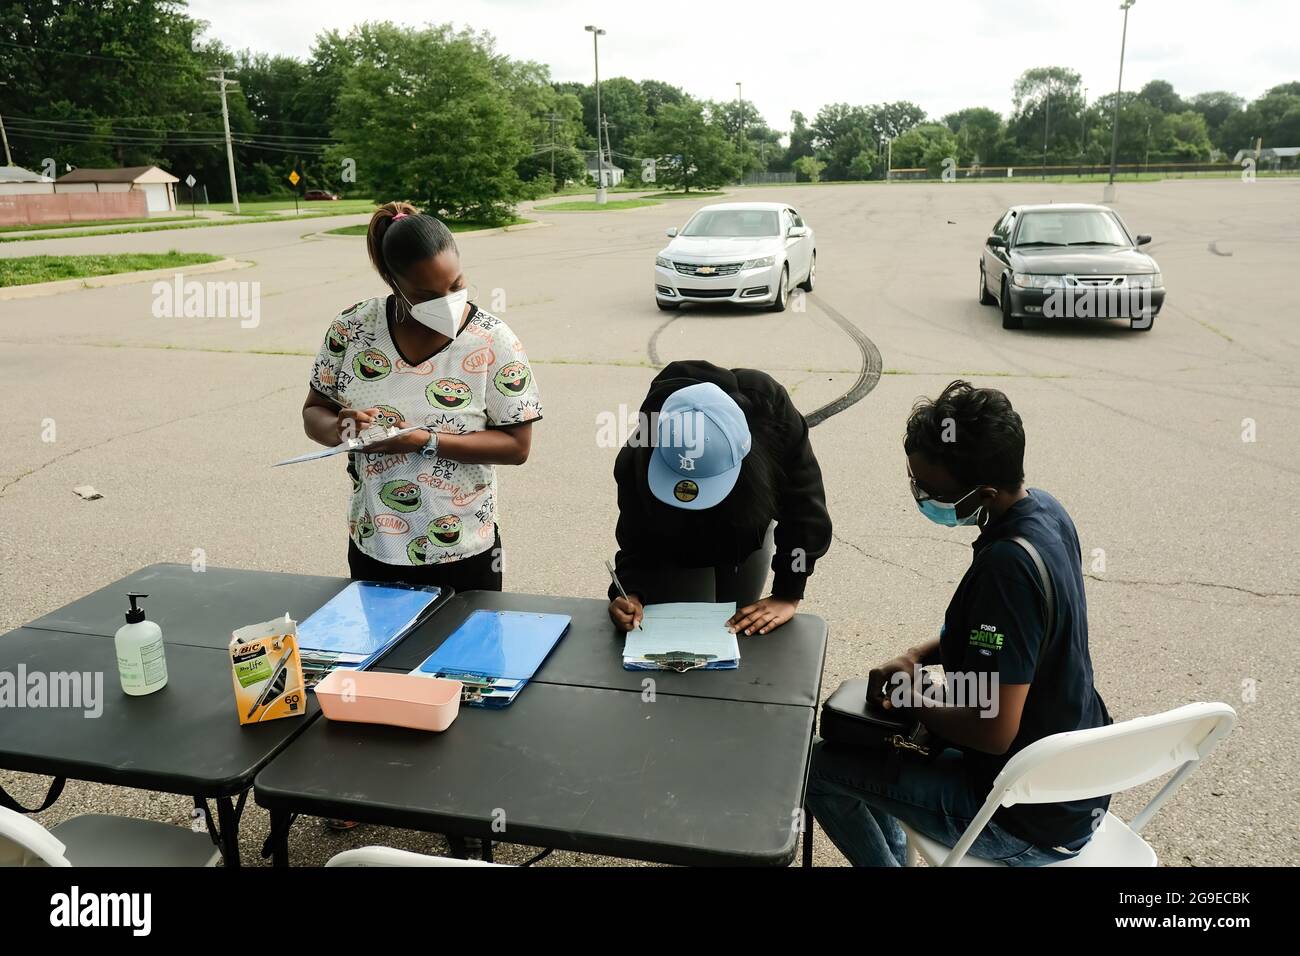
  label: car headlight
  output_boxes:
[1127,273,1162,289]
[1011,273,1064,290]
[655,256,673,269]
[742,255,775,270]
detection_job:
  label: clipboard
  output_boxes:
[273,423,428,467]
[410,609,570,707]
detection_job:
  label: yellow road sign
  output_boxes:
[288,170,300,186]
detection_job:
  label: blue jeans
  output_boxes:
[806,738,1091,867]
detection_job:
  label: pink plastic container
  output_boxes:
[314,670,462,732]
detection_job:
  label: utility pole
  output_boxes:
[1080,86,1088,173]
[585,25,607,204]
[1042,84,1051,180]
[0,80,13,166]
[545,112,561,181]
[1106,0,1137,201]
[600,114,615,185]
[209,68,241,213]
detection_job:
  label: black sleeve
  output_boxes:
[766,381,832,600]
[609,448,658,605]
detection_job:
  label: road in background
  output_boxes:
[3,179,1297,866]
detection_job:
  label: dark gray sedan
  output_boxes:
[979,203,1165,331]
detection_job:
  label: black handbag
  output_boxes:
[819,535,1054,758]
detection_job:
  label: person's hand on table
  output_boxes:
[727,596,799,636]
[609,595,644,632]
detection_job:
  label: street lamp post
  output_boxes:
[585,25,607,204]
[1105,0,1136,201]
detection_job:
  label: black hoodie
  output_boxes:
[610,360,832,603]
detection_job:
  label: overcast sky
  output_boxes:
[189,0,1294,132]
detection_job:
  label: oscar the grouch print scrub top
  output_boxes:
[309,297,543,566]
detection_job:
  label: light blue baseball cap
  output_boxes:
[647,382,752,510]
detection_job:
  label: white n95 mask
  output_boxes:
[400,287,468,339]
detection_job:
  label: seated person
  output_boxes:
[807,380,1111,866]
[607,360,831,637]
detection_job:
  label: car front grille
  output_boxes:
[673,262,743,277]
[678,288,737,298]
[1064,275,1124,287]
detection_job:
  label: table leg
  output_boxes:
[215,796,243,868]
[269,809,292,868]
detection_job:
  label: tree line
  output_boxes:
[5,2,1297,220]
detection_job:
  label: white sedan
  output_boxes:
[654,202,816,312]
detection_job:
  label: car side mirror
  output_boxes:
[1136,234,1152,246]
[987,235,1006,248]
[665,227,678,238]
[787,225,808,238]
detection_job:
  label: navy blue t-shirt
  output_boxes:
[940,489,1111,847]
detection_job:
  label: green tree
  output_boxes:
[846,150,875,180]
[328,23,531,221]
[632,98,741,192]
[1187,91,1246,151]
[891,124,958,175]
[1138,80,1185,114]
[1009,67,1083,166]
[778,110,816,172]
[942,107,1006,165]
[793,155,827,183]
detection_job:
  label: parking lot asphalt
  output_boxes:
[3,179,1297,865]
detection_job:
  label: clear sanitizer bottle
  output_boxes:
[115,592,168,695]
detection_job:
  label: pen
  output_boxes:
[605,560,642,631]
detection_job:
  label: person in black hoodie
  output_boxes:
[607,360,831,636]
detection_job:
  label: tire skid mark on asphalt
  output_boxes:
[643,295,882,429]
[802,296,883,428]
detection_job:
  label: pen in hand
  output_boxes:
[605,560,643,631]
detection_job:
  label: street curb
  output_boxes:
[0,258,254,300]
[311,220,550,241]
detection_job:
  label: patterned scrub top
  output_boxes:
[309,296,543,566]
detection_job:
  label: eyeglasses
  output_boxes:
[908,468,978,506]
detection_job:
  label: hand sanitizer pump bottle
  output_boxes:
[115,592,168,696]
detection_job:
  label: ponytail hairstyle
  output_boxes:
[365,201,459,289]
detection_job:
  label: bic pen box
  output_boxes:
[314,669,462,732]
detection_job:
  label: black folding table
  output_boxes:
[2,564,353,865]
[7,565,828,867]
[256,590,828,866]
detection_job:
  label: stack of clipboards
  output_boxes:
[296,581,445,687]
[409,609,570,707]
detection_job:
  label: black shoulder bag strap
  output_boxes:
[1008,535,1055,672]
[0,777,66,814]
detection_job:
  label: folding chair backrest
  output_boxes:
[326,846,503,867]
[0,806,72,867]
[995,702,1236,808]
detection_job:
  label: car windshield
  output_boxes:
[1015,211,1130,247]
[682,209,780,238]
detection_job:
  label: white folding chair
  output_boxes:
[1,806,221,867]
[327,846,505,867]
[899,701,1236,867]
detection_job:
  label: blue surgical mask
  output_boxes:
[911,478,984,527]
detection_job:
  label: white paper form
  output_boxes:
[623,602,741,671]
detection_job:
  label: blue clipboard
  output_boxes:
[297,581,445,670]
[411,609,570,706]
